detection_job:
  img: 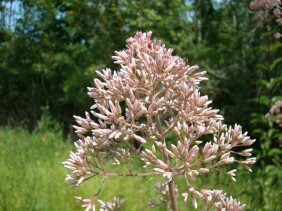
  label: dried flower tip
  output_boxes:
[182,192,188,201]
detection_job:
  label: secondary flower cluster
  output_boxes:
[63,31,255,210]
[250,0,281,10]
[266,100,282,127]
[250,0,282,38]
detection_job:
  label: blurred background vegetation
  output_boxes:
[0,0,281,210]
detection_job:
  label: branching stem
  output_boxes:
[99,172,158,177]
[95,176,107,196]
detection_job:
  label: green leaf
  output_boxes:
[250,95,271,106]
[256,79,269,88]
[271,96,282,103]
[268,148,282,157]
[255,63,269,71]
[270,57,282,71]
[269,76,282,90]
[250,113,268,125]
[273,42,282,51]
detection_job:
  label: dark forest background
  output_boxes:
[1,0,280,131]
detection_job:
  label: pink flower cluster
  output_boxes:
[63,32,256,210]
[266,100,282,127]
[250,0,282,38]
[250,0,281,10]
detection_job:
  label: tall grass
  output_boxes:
[0,127,281,210]
[0,127,162,210]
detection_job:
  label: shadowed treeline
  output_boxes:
[1,0,280,132]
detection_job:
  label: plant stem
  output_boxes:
[168,180,178,211]
[94,176,107,196]
[102,172,158,177]
[155,114,178,211]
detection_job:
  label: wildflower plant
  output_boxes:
[249,0,282,39]
[63,32,256,210]
[266,100,282,128]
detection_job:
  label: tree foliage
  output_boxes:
[0,0,281,134]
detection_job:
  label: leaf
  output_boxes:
[250,95,271,106]
[273,42,282,51]
[255,63,269,71]
[267,129,280,138]
[271,96,282,103]
[255,79,269,88]
[250,113,268,125]
[269,76,282,90]
[268,148,282,157]
[270,57,282,71]
[273,131,282,139]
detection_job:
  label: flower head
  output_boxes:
[63,32,255,210]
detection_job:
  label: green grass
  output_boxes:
[0,127,281,210]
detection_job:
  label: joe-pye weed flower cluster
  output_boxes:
[63,32,256,210]
[250,0,282,39]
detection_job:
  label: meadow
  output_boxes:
[0,127,281,211]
